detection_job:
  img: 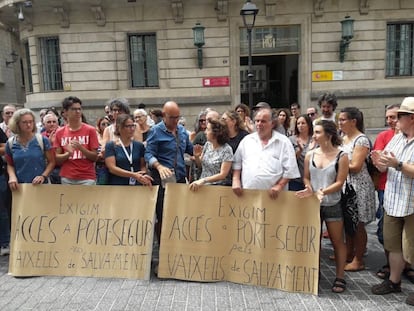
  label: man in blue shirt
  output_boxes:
[145,101,193,245]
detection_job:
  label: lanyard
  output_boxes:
[119,139,133,170]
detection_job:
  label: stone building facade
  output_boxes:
[0,0,413,127]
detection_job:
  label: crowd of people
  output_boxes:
[0,94,413,305]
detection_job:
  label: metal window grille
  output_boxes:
[39,36,63,91]
[129,34,159,88]
[386,23,414,77]
[24,41,33,93]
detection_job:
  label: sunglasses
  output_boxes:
[307,113,315,117]
[398,112,412,119]
[4,111,14,115]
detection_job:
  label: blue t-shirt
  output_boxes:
[5,135,51,183]
[105,140,146,185]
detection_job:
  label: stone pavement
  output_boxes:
[0,222,413,311]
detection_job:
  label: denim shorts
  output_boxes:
[320,201,343,222]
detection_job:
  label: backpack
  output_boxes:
[7,133,44,154]
[354,135,380,189]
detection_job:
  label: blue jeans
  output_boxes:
[0,175,10,246]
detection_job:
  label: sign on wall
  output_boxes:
[158,184,321,295]
[240,25,301,56]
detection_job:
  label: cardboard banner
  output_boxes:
[9,184,158,280]
[159,184,321,295]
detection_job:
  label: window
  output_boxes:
[386,23,414,77]
[39,36,63,91]
[129,34,159,87]
[24,41,33,93]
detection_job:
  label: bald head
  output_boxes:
[162,101,181,131]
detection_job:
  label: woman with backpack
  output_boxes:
[339,107,376,272]
[296,120,349,293]
[5,109,55,191]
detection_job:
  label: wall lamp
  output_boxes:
[339,16,354,62]
[192,22,205,69]
[5,51,19,67]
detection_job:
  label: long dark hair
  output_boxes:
[340,107,365,133]
[294,114,313,136]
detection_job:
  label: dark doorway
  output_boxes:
[240,54,298,109]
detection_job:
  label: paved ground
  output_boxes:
[0,222,413,311]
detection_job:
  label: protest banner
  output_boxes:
[9,184,158,280]
[158,184,321,294]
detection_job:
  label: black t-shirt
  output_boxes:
[0,128,7,169]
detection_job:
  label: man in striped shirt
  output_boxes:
[371,97,414,306]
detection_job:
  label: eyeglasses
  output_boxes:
[135,115,145,119]
[4,111,14,115]
[123,124,136,129]
[111,108,121,113]
[398,112,412,119]
[199,119,207,123]
[20,120,34,125]
[307,113,315,117]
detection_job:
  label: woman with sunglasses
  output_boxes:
[104,114,152,186]
[189,110,208,142]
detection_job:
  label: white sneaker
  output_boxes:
[0,245,10,256]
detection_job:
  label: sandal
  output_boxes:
[376,265,390,279]
[403,267,414,284]
[332,277,346,293]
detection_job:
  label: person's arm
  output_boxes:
[349,144,369,173]
[193,144,203,168]
[295,152,315,199]
[232,169,243,196]
[32,149,56,185]
[268,177,290,200]
[190,161,232,191]
[6,162,18,191]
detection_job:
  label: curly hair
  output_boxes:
[8,108,37,134]
[318,92,338,111]
[208,119,229,145]
[108,98,131,115]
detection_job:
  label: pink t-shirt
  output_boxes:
[54,123,99,180]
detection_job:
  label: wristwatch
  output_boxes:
[396,161,403,171]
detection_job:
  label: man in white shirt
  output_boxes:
[232,108,300,199]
